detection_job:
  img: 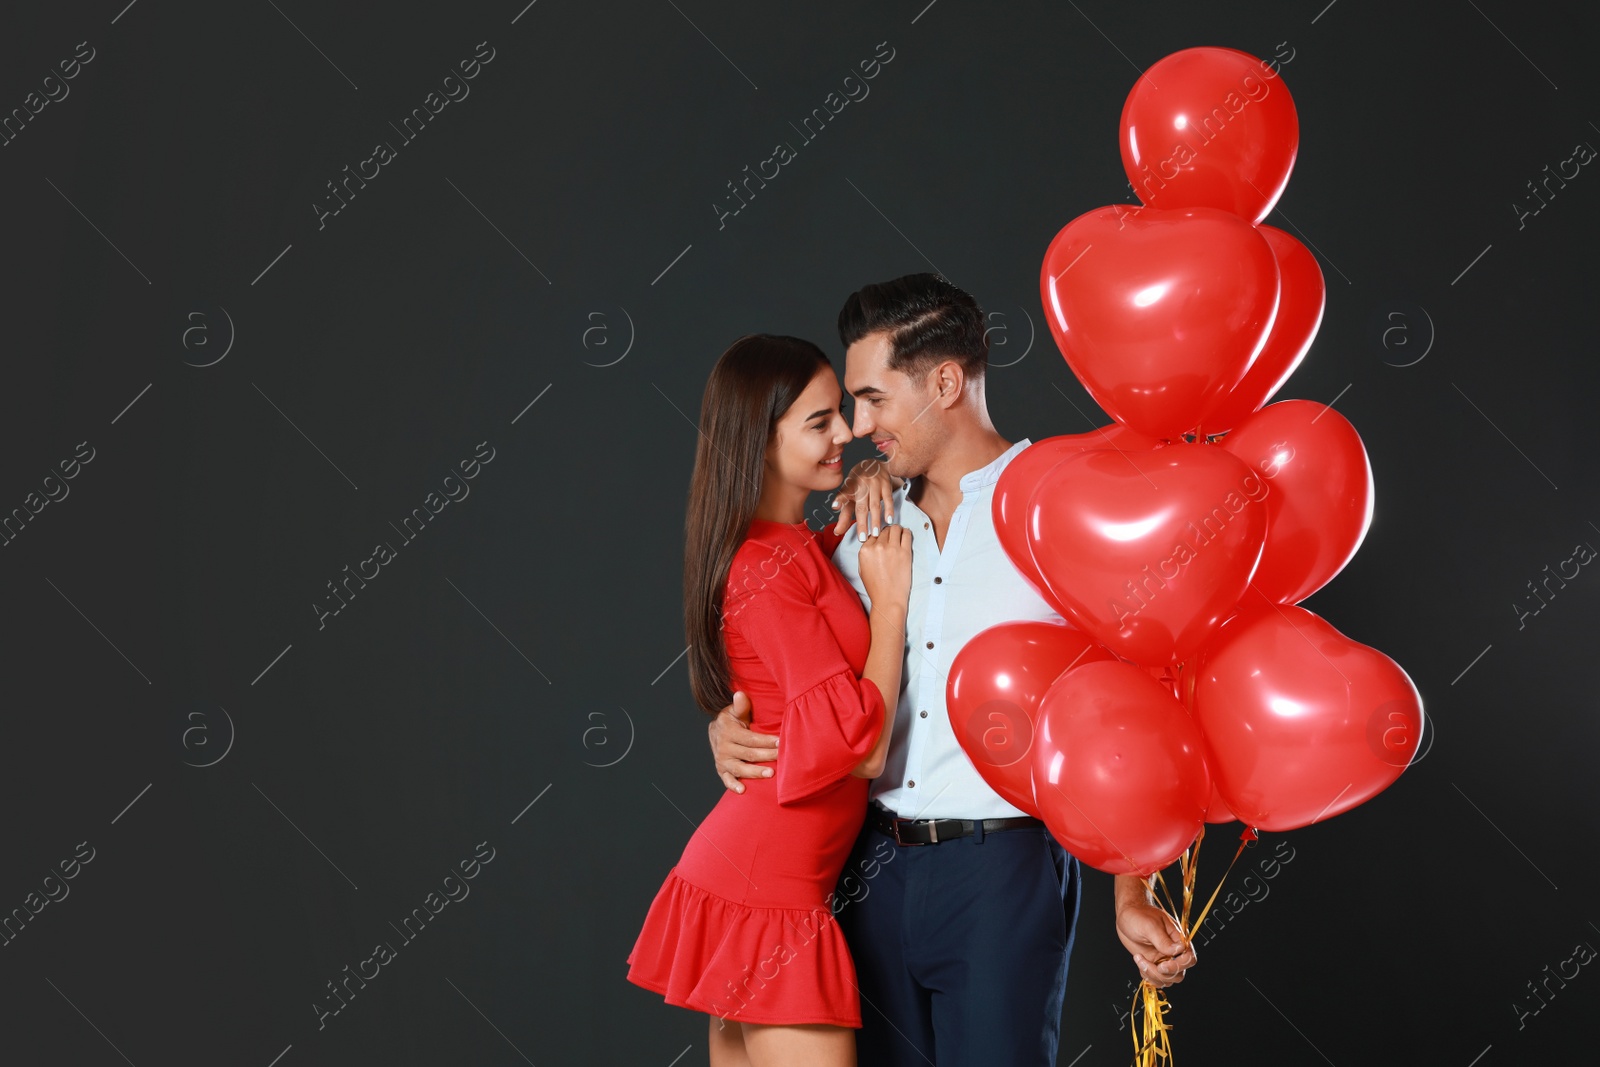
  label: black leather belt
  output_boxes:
[869,804,1043,846]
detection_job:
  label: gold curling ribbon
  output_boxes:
[1129,822,1257,1066]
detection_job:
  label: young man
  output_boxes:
[708,273,1196,1065]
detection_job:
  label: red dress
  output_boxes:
[625,517,887,1027]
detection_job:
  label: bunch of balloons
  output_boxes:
[949,46,1423,877]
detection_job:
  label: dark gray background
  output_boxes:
[0,0,1595,1063]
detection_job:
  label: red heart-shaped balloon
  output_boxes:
[1119,46,1300,223]
[1192,601,1422,832]
[1197,225,1325,435]
[946,620,1115,814]
[1219,399,1374,605]
[1040,204,1280,439]
[1025,442,1267,665]
[1031,660,1211,876]
[993,426,1162,612]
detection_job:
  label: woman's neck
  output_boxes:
[753,481,807,524]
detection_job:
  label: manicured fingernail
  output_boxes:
[859,529,867,541]
[831,499,840,508]
[872,525,879,536]
[763,768,773,776]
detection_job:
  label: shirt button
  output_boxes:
[923,521,929,530]
[934,576,942,584]
[925,641,934,649]
[919,710,928,718]
[907,780,916,787]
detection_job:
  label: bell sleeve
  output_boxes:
[726,561,886,806]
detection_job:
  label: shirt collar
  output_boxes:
[961,437,1032,491]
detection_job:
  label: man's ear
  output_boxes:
[934,360,964,405]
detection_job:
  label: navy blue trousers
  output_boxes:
[832,807,1082,1066]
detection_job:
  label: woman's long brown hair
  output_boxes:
[683,334,831,714]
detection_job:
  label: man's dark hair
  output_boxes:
[837,272,988,386]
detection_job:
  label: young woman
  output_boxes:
[626,334,912,1066]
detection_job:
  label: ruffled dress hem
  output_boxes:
[625,868,862,1028]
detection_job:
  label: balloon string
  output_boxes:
[1184,826,1254,939]
[1130,824,1258,1067]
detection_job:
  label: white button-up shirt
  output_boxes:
[832,438,1065,820]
